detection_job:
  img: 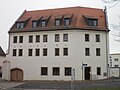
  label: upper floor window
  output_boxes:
[55,48,59,56]
[36,35,40,43]
[35,49,40,56]
[13,49,17,56]
[85,34,89,42]
[64,18,71,26]
[16,22,24,29]
[114,58,118,61]
[96,48,101,56]
[28,49,32,56]
[43,35,47,42]
[41,20,46,27]
[87,19,98,26]
[32,21,38,28]
[13,36,17,43]
[85,48,90,56]
[19,49,23,56]
[19,36,23,43]
[55,19,61,26]
[55,34,60,42]
[63,48,68,56]
[29,35,33,43]
[43,48,47,56]
[96,34,100,42]
[63,34,68,42]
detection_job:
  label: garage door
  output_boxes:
[11,68,23,81]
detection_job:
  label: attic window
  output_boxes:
[16,22,24,29]
[83,15,98,26]
[87,19,98,26]
[41,20,46,27]
[55,19,61,26]
[32,21,38,28]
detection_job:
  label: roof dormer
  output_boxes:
[16,17,31,29]
[83,15,98,27]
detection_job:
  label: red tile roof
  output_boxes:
[9,6,108,33]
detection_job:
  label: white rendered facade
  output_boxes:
[5,29,108,81]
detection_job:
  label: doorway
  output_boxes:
[84,67,91,80]
[11,68,23,81]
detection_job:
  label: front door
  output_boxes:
[84,67,91,80]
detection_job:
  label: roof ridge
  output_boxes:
[26,6,103,12]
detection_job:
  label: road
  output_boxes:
[0,78,120,90]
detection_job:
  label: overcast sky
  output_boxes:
[0,0,120,53]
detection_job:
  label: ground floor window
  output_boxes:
[97,67,101,75]
[41,67,48,75]
[53,67,60,75]
[65,67,71,76]
[0,66,2,77]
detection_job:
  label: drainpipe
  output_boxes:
[104,6,110,79]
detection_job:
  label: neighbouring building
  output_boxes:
[0,46,6,78]
[109,53,120,77]
[3,6,109,81]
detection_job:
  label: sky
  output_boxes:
[0,0,120,54]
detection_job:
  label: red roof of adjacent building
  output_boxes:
[9,6,108,33]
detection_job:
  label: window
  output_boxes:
[85,34,89,42]
[87,19,98,26]
[63,48,68,56]
[36,35,40,43]
[115,65,119,67]
[28,49,32,56]
[19,49,23,56]
[96,48,101,56]
[114,58,118,61]
[43,48,47,56]
[63,34,68,42]
[13,36,17,43]
[35,49,40,56]
[96,34,100,42]
[65,67,71,76]
[41,67,48,75]
[64,18,70,26]
[55,48,59,56]
[85,48,90,56]
[41,20,46,27]
[19,36,23,43]
[53,67,60,75]
[97,67,101,75]
[13,49,17,56]
[16,23,24,29]
[29,35,33,43]
[0,66,2,77]
[43,35,47,42]
[32,21,38,28]
[55,19,61,26]
[55,34,60,42]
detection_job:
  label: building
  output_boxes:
[3,6,109,81]
[109,53,120,77]
[0,46,6,78]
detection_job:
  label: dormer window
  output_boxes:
[41,20,46,27]
[16,22,24,29]
[64,18,71,26]
[87,19,98,26]
[32,21,38,28]
[55,19,61,26]
[83,15,98,27]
